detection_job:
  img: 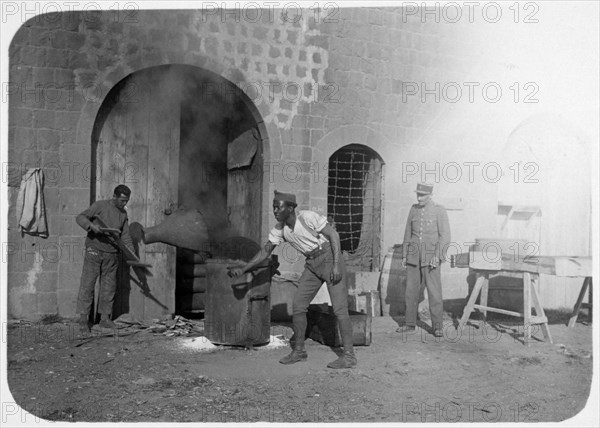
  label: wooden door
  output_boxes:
[227,127,262,244]
[96,70,180,320]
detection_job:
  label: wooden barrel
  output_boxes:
[378,245,407,316]
[204,258,272,346]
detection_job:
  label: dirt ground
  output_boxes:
[4,310,595,425]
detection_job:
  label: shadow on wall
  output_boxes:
[380,245,407,317]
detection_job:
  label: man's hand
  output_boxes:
[89,224,104,235]
[401,257,407,269]
[429,257,439,269]
[330,262,342,284]
[228,267,246,278]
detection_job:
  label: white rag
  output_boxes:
[16,168,48,238]
[310,282,332,305]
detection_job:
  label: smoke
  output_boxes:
[147,65,257,236]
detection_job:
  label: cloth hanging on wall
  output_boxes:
[16,168,48,238]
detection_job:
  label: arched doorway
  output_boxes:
[91,65,265,319]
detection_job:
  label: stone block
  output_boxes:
[6,246,36,273]
[291,129,310,146]
[9,45,22,65]
[45,48,69,68]
[82,12,104,31]
[68,51,88,68]
[305,35,329,49]
[20,46,47,67]
[9,108,33,127]
[43,186,60,213]
[59,236,86,264]
[10,27,30,45]
[32,67,54,86]
[49,215,72,236]
[10,65,33,85]
[33,110,56,129]
[55,111,80,131]
[58,290,78,317]
[301,146,313,162]
[308,116,324,129]
[61,11,82,31]
[310,129,324,145]
[14,127,37,150]
[54,69,74,86]
[35,272,59,291]
[37,292,58,314]
[59,188,90,214]
[19,292,39,317]
[37,129,60,150]
[291,114,307,128]
[59,261,84,290]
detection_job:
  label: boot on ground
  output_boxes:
[279,348,307,364]
[78,314,91,333]
[327,351,357,369]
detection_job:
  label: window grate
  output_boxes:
[327,145,382,271]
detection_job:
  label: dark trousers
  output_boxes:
[405,263,443,330]
[291,246,353,353]
[76,247,119,317]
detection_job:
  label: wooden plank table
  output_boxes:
[455,252,592,345]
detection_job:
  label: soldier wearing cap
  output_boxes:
[397,182,451,337]
[229,190,357,369]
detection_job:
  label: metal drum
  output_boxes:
[204,258,273,346]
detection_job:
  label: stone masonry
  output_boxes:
[6,6,590,319]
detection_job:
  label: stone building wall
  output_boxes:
[6,6,593,319]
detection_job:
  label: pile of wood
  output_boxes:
[114,314,204,337]
[146,315,204,337]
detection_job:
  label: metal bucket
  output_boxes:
[204,258,272,346]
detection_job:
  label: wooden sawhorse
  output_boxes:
[458,270,553,346]
[568,277,593,327]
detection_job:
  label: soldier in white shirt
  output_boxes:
[229,191,356,369]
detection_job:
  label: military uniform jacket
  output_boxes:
[402,200,451,267]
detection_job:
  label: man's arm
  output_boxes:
[228,241,277,278]
[120,218,135,253]
[76,203,103,234]
[318,223,343,284]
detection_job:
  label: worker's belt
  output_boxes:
[304,242,330,259]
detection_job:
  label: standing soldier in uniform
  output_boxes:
[397,183,451,337]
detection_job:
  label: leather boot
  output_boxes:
[78,314,91,333]
[279,346,308,364]
[327,316,357,368]
[98,314,117,329]
[280,314,308,364]
[327,350,357,369]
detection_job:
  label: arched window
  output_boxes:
[327,144,384,271]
